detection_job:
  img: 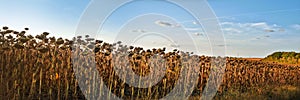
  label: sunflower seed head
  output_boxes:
[27,35,34,39]
[14,43,24,49]
[96,40,103,44]
[87,44,94,49]
[85,38,94,41]
[6,35,13,39]
[1,46,9,50]
[13,31,19,34]
[37,47,49,53]
[19,31,26,36]
[5,30,13,33]
[77,36,82,39]
[42,32,49,36]
[56,38,64,45]
[20,37,30,43]
[2,26,8,30]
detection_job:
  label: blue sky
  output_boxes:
[0,0,299,57]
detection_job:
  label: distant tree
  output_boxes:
[289,52,296,58]
[263,51,300,64]
[271,52,282,59]
[296,54,300,59]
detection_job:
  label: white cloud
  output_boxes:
[220,22,235,26]
[222,28,242,34]
[249,22,268,28]
[291,24,300,30]
[155,20,173,27]
[184,28,201,31]
[264,29,275,32]
[221,22,284,34]
[220,21,288,42]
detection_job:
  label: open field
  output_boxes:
[1,27,300,100]
[243,58,263,61]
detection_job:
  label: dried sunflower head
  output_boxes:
[43,38,49,43]
[5,30,13,34]
[0,39,5,42]
[6,35,13,39]
[146,49,151,53]
[157,48,162,53]
[2,26,8,30]
[56,38,64,45]
[13,31,19,34]
[94,47,100,53]
[136,55,142,60]
[14,43,24,49]
[87,44,94,49]
[68,41,74,45]
[49,37,56,43]
[19,31,26,36]
[42,32,49,36]
[37,46,49,53]
[104,52,110,56]
[152,48,156,52]
[35,35,43,40]
[64,39,69,42]
[60,46,67,50]
[162,47,166,51]
[1,46,9,50]
[173,49,178,52]
[129,46,134,49]
[27,35,34,39]
[20,37,30,43]
[128,51,134,57]
[85,38,94,41]
[117,41,122,44]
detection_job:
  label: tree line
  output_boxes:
[263,51,300,64]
